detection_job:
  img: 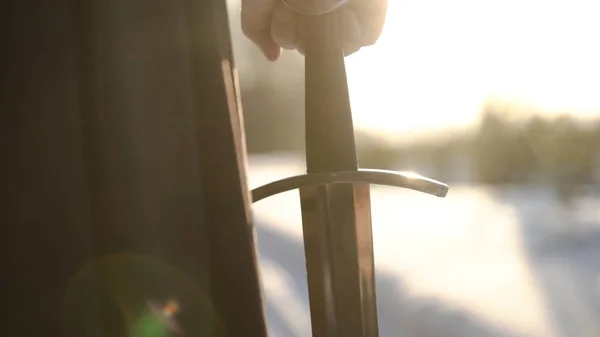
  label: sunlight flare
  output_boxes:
[345,0,600,138]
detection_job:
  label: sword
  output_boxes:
[251,5,449,337]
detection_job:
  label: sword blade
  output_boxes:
[300,11,379,337]
[300,184,378,337]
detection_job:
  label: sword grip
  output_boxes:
[304,13,358,173]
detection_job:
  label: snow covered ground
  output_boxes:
[248,153,600,337]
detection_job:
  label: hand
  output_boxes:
[241,0,388,61]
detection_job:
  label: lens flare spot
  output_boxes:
[146,299,183,334]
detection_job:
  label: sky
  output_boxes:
[344,0,600,140]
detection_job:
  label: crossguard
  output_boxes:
[251,169,449,203]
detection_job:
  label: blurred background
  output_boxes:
[228,0,600,336]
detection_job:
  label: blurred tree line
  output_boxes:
[473,104,600,185]
[357,102,600,185]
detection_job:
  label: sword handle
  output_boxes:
[304,12,358,173]
[253,7,450,337]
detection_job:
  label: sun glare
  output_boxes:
[345,0,600,140]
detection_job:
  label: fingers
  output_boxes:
[295,16,307,55]
[242,0,388,60]
[295,9,363,57]
[352,0,388,46]
[291,9,361,57]
[241,0,282,61]
[270,2,297,50]
[340,8,362,56]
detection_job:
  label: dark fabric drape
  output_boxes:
[1,0,268,336]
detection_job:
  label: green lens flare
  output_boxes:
[130,310,170,337]
[63,253,221,336]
